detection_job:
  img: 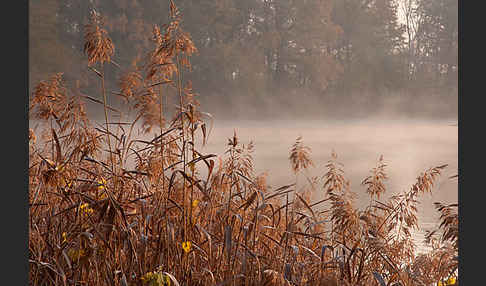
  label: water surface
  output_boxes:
[30,118,458,253]
[200,119,458,253]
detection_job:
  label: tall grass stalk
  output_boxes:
[28,1,458,285]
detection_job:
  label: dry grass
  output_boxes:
[28,1,458,285]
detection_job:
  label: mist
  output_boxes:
[30,0,457,121]
[29,0,458,257]
[196,89,457,122]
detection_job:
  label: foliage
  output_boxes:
[29,2,458,285]
[31,0,458,118]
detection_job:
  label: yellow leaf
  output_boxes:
[182,241,192,253]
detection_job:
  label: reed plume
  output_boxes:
[362,155,387,200]
[289,136,314,175]
[83,11,114,66]
[28,1,458,285]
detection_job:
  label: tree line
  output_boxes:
[30,0,457,116]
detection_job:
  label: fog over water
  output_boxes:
[199,118,458,252]
[30,116,457,253]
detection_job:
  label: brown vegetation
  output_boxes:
[29,1,458,285]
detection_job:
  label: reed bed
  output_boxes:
[28,1,458,285]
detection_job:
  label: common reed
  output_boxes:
[28,1,458,285]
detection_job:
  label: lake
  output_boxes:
[30,117,458,253]
[199,118,458,253]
